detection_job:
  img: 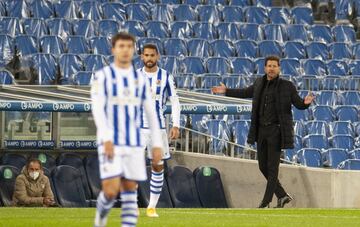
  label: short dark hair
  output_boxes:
[26,158,42,169]
[264,55,280,66]
[111,32,136,47]
[142,43,159,54]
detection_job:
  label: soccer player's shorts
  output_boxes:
[141,129,171,161]
[97,145,147,181]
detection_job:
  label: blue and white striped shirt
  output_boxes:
[91,64,162,148]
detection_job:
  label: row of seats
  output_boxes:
[0,153,227,208]
[294,120,360,137]
[1,16,357,42]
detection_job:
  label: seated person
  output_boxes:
[13,158,55,207]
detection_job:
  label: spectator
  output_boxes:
[13,158,55,207]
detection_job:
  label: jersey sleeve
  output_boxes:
[90,70,113,143]
[166,73,181,128]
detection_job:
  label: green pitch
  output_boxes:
[0,208,360,227]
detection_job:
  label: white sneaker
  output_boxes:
[94,211,108,227]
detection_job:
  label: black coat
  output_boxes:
[226,75,310,149]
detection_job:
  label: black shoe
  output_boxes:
[257,201,270,208]
[275,194,293,208]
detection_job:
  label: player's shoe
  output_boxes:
[146,208,159,218]
[94,211,108,227]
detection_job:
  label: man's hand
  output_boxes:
[304,92,315,105]
[169,127,180,140]
[151,147,162,165]
[104,140,114,160]
[211,82,227,94]
[43,197,54,206]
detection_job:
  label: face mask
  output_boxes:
[29,171,40,180]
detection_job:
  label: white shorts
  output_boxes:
[141,129,171,161]
[97,145,147,181]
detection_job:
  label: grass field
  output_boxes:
[0,208,360,227]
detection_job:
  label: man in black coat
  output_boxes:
[212,55,315,208]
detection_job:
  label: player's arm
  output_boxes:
[142,78,163,164]
[90,71,114,159]
[166,73,180,140]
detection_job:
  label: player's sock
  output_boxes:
[121,190,138,227]
[148,169,164,208]
[95,191,115,227]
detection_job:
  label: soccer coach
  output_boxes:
[212,55,315,208]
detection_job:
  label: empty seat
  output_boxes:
[73,71,93,86]
[54,0,79,19]
[280,58,300,76]
[0,17,22,37]
[0,70,15,84]
[29,0,54,19]
[342,91,360,105]
[298,75,321,91]
[187,39,211,57]
[145,21,170,38]
[303,134,328,149]
[197,5,220,24]
[305,120,330,136]
[22,18,48,37]
[231,57,254,76]
[66,36,89,54]
[239,23,263,41]
[193,22,217,40]
[306,42,329,60]
[79,1,101,21]
[84,155,101,199]
[316,91,342,106]
[217,22,241,41]
[327,60,348,76]
[0,165,20,206]
[14,35,38,57]
[254,57,265,74]
[338,159,360,170]
[196,73,222,89]
[88,37,111,56]
[152,4,173,24]
[163,39,187,57]
[234,40,257,59]
[6,0,29,18]
[352,44,360,60]
[174,73,195,89]
[331,135,354,151]
[287,24,308,42]
[329,42,352,59]
[231,120,250,156]
[210,40,235,58]
[173,4,197,21]
[302,59,326,76]
[83,54,107,72]
[333,25,356,43]
[269,7,291,24]
[160,56,180,75]
[170,21,193,39]
[59,54,83,85]
[181,57,205,74]
[52,165,89,207]
[322,148,348,168]
[294,121,305,137]
[137,37,164,55]
[295,148,322,167]
[98,19,120,38]
[222,6,243,22]
[292,6,313,24]
[309,25,333,43]
[264,24,287,42]
[229,0,251,6]
[206,57,232,74]
[312,105,335,122]
[284,41,306,59]
[335,106,359,122]
[30,53,58,85]
[193,167,228,208]
[126,3,149,21]
[121,20,146,37]
[330,121,354,136]
[101,2,126,21]
[46,18,72,40]
[167,166,202,208]
[1,154,27,170]
[245,6,268,24]
[258,40,282,57]
[72,19,96,38]
[39,35,65,55]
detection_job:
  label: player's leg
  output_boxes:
[120,179,139,227]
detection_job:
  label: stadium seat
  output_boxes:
[254,57,265,74]
[84,155,101,199]
[329,42,352,59]
[72,19,96,38]
[137,37,164,55]
[335,106,359,122]
[0,165,20,206]
[312,105,335,122]
[306,42,329,60]
[210,40,236,57]
[183,0,202,5]
[305,120,330,136]
[295,148,322,167]
[231,120,250,156]
[66,36,89,54]
[160,0,181,3]
[31,153,56,172]
[239,23,263,41]
[46,18,72,40]
[151,4,173,24]
[126,3,149,21]
[245,6,268,24]
[160,56,180,75]
[280,58,300,76]
[316,91,342,106]
[22,18,48,37]
[197,5,220,24]
[0,17,22,37]
[291,6,313,24]
[83,54,107,72]
[322,148,349,168]
[145,21,170,38]
[79,1,101,21]
[338,159,360,170]
[303,134,328,149]
[207,0,228,5]
[287,24,308,42]
[39,35,65,55]
[30,53,58,85]
[229,0,251,6]
[217,22,241,41]
[121,20,146,38]
[264,24,287,42]
[101,2,126,21]
[167,166,202,208]
[173,4,197,21]
[29,0,54,19]
[88,37,111,56]
[269,7,291,24]
[330,121,354,137]
[193,22,217,40]
[174,74,196,89]
[0,69,15,85]
[193,167,228,208]
[355,123,360,137]
[302,59,326,76]
[14,35,38,57]
[204,119,230,155]
[309,24,333,43]
[333,25,356,43]
[170,21,193,39]
[284,41,306,59]
[98,19,120,38]
[54,0,78,19]
[73,71,93,86]
[342,91,360,105]
[6,0,29,18]
[327,60,348,76]
[59,54,83,85]
[222,6,243,22]
[180,57,206,74]
[298,75,321,91]
[57,153,93,200]
[352,44,360,60]
[133,55,144,69]
[231,57,254,76]
[206,57,232,74]
[0,153,27,170]
[258,40,282,58]
[331,135,354,151]
[234,40,257,59]
[322,75,346,90]
[51,165,89,207]
[138,0,157,6]
[137,166,173,208]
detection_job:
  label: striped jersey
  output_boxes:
[91,64,162,148]
[137,67,180,129]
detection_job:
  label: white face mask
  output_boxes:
[29,171,40,180]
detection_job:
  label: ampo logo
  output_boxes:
[21,102,43,110]
[181,105,197,112]
[206,105,227,113]
[84,103,91,111]
[53,103,75,111]
[0,102,11,109]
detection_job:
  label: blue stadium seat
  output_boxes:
[193,167,228,208]
[72,19,96,38]
[338,159,360,170]
[217,22,241,41]
[137,37,164,55]
[30,53,58,85]
[22,18,48,37]
[264,24,287,42]
[79,1,101,21]
[98,19,120,38]
[352,44,360,60]
[187,39,211,57]
[0,165,20,206]
[305,120,330,136]
[121,20,146,37]
[287,24,308,42]
[231,120,250,156]
[329,42,352,59]
[167,166,202,208]
[303,134,328,149]
[83,54,107,72]
[285,135,303,161]
[335,106,359,122]
[125,3,149,21]
[322,148,349,168]
[284,41,306,59]
[160,56,180,75]
[73,71,93,86]
[101,2,126,21]
[269,7,291,24]
[292,6,313,24]
[229,0,251,6]
[173,4,197,21]
[302,59,326,76]
[197,5,220,24]
[298,75,321,91]
[331,135,354,151]
[309,25,333,43]
[254,57,265,74]
[193,22,217,40]
[14,35,38,57]
[59,54,83,85]
[0,17,22,36]
[6,0,29,18]
[231,57,254,76]
[327,60,348,76]
[145,21,170,38]
[316,91,342,106]
[280,58,300,76]
[205,119,230,155]
[163,39,188,57]
[54,0,79,19]
[234,40,257,59]
[332,25,356,43]
[206,57,232,74]
[88,37,111,55]
[239,23,263,41]
[0,153,27,170]
[210,40,236,57]
[207,0,228,5]
[137,0,157,6]
[183,0,202,7]
[295,148,322,167]
[356,123,360,137]
[222,75,247,88]
[245,6,268,24]
[322,75,345,91]
[66,36,89,54]
[294,121,305,136]
[174,74,195,89]
[0,69,15,84]
[46,18,72,40]
[84,155,101,199]
[181,57,205,74]
[152,4,173,24]
[170,21,193,39]
[196,73,222,89]
[342,91,360,105]
[306,42,329,60]
[133,55,144,69]
[258,40,282,57]
[52,165,89,207]
[349,60,360,75]
[222,6,243,22]
[334,0,352,20]
[330,121,354,136]
[29,0,54,19]
[312,105,335,122]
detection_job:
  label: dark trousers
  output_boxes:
[257,124,287,204]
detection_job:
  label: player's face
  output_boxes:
[264,60,280,80]
[112,39,135,65]
[141,48,159,69]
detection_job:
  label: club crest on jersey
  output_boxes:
[156,79,161,85]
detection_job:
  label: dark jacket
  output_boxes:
[226,75,310,149]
